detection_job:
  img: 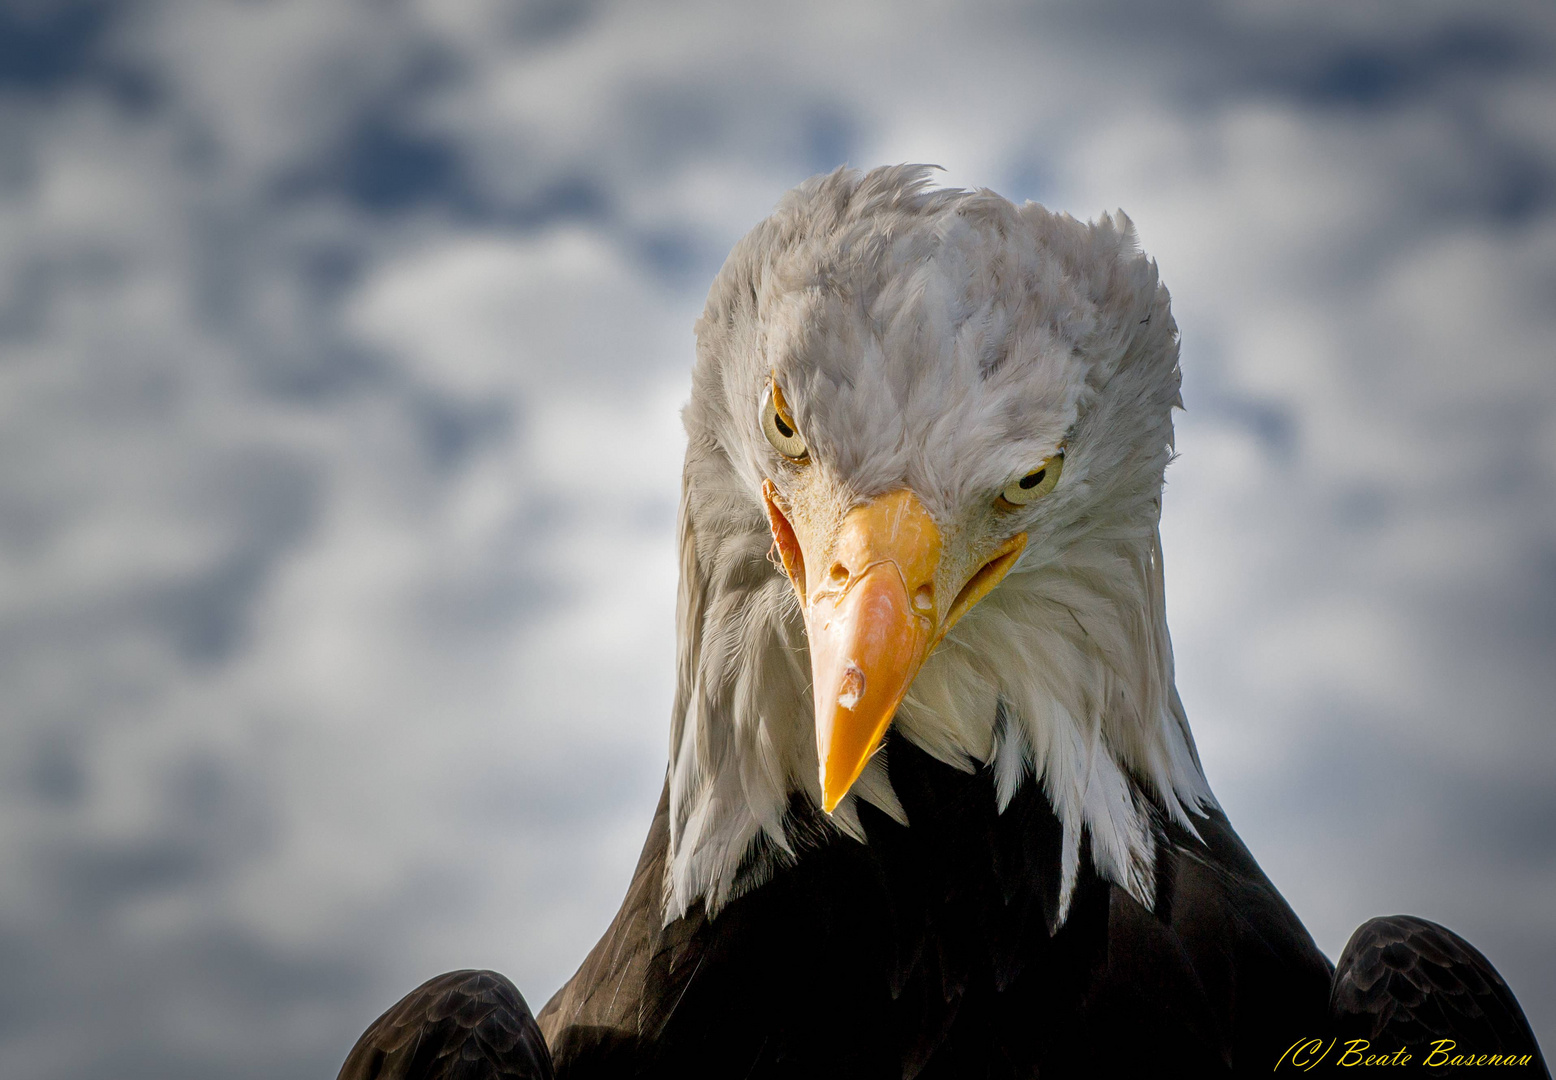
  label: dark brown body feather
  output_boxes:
[1328,915,1549,1077]
[537,732,1333,1078]
[340,969,555,1080]
[339,733,1549,1078]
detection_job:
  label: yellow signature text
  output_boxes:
[1277,1037,1536,1070]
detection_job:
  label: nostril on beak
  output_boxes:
[828,562,849,586]
[912,584,934,613]
[837,664,865,710]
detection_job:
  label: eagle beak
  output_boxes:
[763,483,1027,814]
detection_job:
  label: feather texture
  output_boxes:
[1330,916,1550,1076]
[542,737,1333,1078]
[668,165,1214,922]
[338,970,554,1080]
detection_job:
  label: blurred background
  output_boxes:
[1,0,1553,1075]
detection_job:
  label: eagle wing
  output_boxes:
[1330,915,1548,1075]
[535,780,688,1071]
[338,969,556,1080]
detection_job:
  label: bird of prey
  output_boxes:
[340,166,1548,1079]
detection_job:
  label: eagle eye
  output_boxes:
[998,450,1064,507]
[762,380,809,462]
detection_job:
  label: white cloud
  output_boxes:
[347,227,690,398]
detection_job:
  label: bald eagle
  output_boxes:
[339,167,1547,1079]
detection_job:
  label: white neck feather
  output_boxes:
[662,484,1217,925]
[663,166,1216,928]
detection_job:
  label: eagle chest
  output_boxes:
[543,735,1329,1079]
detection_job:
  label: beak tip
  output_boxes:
[820,758,866,816]
[819,767,844,814]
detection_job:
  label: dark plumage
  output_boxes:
[538,733,1333,1077]
[1329,916,1548,1076]
[339,970,554,1080]
[339,749,1550,1077]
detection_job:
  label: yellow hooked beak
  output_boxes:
[763,483,1027,813]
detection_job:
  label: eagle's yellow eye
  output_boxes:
[762,380,809,462]
[998,451,1063,507]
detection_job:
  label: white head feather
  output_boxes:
[665,165,1217,925]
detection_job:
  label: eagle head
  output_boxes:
[665,165,1215,924]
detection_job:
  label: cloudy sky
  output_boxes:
[1,0,1553,1075]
